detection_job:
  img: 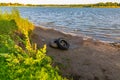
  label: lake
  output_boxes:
[1,7,120,42]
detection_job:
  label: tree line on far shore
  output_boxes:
[0,2,120,8]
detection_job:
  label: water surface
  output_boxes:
[1,7,120,42]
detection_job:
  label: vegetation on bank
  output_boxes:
[0,9,66,80]
[0,2,120,8]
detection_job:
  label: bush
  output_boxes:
[0,9,66,80]
[0,45,65,80]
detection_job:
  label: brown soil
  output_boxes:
[31,26,120,80]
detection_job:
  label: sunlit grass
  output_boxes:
[0,8,34,34]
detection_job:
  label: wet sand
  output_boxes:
[31,26,120,80]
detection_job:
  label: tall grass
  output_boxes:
[0,9,66,80]
[0,8,34,34]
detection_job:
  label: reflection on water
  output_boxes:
[1,7,120,42]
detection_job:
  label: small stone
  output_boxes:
[42,39,45,42]
[49,40,58,48]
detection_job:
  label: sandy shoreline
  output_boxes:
[31,26,120,80]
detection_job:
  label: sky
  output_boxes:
[0,0,120,4]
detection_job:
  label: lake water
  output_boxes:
[1,7,120,42]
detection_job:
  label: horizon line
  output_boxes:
[0,1,120,5]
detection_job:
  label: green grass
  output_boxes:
[0,20,17,34]
[0,9,66,80]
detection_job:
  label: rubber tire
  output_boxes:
[56,38,70,50]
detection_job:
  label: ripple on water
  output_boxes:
[1,7,120,43]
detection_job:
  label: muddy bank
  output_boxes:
[31,26,120,80]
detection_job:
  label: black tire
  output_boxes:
[56,38,70,50]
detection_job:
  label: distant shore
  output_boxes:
[0,2,120,8]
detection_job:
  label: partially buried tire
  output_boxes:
[56,38,70,50]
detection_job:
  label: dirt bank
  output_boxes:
[31,26,120,80]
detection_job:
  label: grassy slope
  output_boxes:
[0,9,66,80]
